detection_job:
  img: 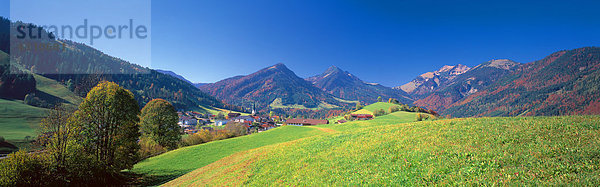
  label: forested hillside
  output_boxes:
[0,17,241,112]
[444,47,600,117]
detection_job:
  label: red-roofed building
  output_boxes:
[351,114,373,120]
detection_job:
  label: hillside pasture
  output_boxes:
[166,115,600,186]
[131,125,326,185]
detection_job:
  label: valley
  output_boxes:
[1,1,600,185]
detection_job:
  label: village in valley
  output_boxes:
[177,108,375,135]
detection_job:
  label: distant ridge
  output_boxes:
[199,63,349,110]
[413,59,520,112]
[307,66,412,104]
[444,47,600,117]
[156,69,193,84]
[396,64,470,98]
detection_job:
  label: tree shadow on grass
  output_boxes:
[122,169,189,186]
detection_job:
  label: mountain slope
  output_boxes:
[306,66,412,104]
[444,47,600,117]
[396,64,470,99]
[199,63,346,109]
[156,69,193,84]
[413,59,520,112]
[1,17,238,112]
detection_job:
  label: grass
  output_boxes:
[0,99,48,141]
[328,102,430,124]
[197,105,250,116]
[353,102,399,114]
[130,125,328,185]
[33,74,82,105]
[0,74,80,144]
[322,111,432,132]
[165,114,600,186]
[269,98,339,110]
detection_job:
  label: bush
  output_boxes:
[344,114,353,121]
[416,113,424,121]
[182,129,213,146]
[355,103,363,110]
[212,130,232,141]
[138,138,168,160]
[389,105,400,113]
[225,122,247,137]
[0,151,52,186]
[374,109,386,117]
[197,129,214,143]
[182,134,203,146]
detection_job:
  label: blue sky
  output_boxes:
[4,0,600,87]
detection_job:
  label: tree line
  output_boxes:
[0,81,227,186]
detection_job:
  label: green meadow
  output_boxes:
[0,74,80,141]
[157,110,600,186]
[0,98,48,140]
[130,125,328,185]
[353,102,399,115]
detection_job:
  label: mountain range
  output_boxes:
[198,63,353,110]
[194,46,600,118]
[411,59,521,112]
[156,69,193,84]
[443,47,600,117]
[402,47,600,117]
[396,64,471,98]
[155,69,208,88]
[306,66,412,104]
[4,17,599,118]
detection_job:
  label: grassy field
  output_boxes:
[165,114,600,186]
[0,74,81,142]
[130,125,329,185]
[33,74,82,105]
[269,98,339,110]
[198,105,251,116]
[322,111,432,132]
[0,99,48,140]
[328,102,429,124]
[354,102,400,114]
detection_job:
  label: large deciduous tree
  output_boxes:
[74,81,140,173]
[140,98,180,150]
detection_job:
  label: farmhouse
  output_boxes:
[286,119,329,126]
[215,120,228,126]
[351,114,373,120]
[232,116,255,123]
[179,116,197,126]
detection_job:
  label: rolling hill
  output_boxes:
[444,47,600,117]
[199,63,350,110]
[132,102,431,185]
[307,66,412,104]
[155,109,600,185]
[131,125,329,185]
